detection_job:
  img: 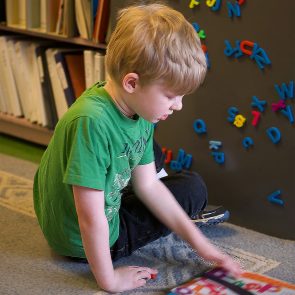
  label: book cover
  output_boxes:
[92,0,110,44]
[35,43,59,128]
[26,0,41,29]
[83,49,95,88]
[55,0,65,34]
[14,40,39,122]
[40,0,60,33]
[5,0,20,27]
[168,268,295,295]
[93,51,105,83]
[6,38,28,117]
[54,48,78,107]
[0,36,23,117]
[75,0,92,39]
[64,51,86,98]
[46,48,69,119]
[62,0,77,37]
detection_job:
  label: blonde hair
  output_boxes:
[105,3,207,95]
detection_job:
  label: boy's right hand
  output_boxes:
[196,241,242,277]
[112,266,158,292]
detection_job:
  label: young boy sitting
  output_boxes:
[33,3,241,293]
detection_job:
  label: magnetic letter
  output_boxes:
[267,190,284,206]
[193,119,207,134]
[189,0,200,8]
[211,0,222,11]
[251,96,267,112]
[162,147,173,164]
[192,22,200,32]
[250,45,271,70]
[271,100,286,112]
[211,152,225,164]
[176,149,193,169]
[274,81,294,100]
[206,0,217,7]
[227,1,241,17]
[266,127,281,144]
[209,140,222,150]
[227,107,239,123]
[251,110,261,127]
[242,137,254,149]
[280,105,294,124]
[240,40,254,56]
[170,160,182,172]
[233,114,246,128]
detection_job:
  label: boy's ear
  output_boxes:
[122,73,139,93]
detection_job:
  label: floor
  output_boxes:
[0,134,46,163]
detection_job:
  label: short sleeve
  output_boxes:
[138,123,155,165]
[63,117,110,190]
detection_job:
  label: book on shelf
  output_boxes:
[35,43,59,128]
[64,51,86,98]
[54,48,79,106]
[75,0,91,39]
[83,49,95,88]
[92,0,110,44]
[0,36,23,117]
[26,0,41,29]
[46,48,69,120]
[5,0,19,27]
[168,267,295,295]
[84,49,106,88]
[46,47,84,119]
[94,51,105,83]
[40,0,60,33]
[0,79,5,113]
[10,39,54,126]
[0,37,11,114]
[28,42,48,125]
[55,0,65,34]
[75,0,99,40]
[14,39,38,122]
[6,37,28,117]
[5,0,40,30]
[18,0,26,28]
[62,0,77,37]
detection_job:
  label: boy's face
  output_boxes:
[129,83,184,123]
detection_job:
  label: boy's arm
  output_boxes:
[72,186,115,290]
[72,185,157,292]
[132,163,242,277]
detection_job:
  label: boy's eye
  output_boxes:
[166,95,175,99]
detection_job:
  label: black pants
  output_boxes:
[110,171,208,261]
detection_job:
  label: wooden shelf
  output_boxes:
[0,113,53,146]
[0,24,107,50]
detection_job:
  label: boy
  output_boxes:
[33,3,241,293]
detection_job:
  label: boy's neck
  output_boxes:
[104,81,136,119]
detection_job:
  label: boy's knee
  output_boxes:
[165,171,208,212]
[185,171,208,205]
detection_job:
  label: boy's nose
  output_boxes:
[171,96,183,111]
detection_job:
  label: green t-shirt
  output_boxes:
[33,82,154,258]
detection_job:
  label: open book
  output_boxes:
[168,267,295,295]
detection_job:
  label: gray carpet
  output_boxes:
[0,154,294,294]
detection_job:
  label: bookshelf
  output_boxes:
[0,112,53,145]
[0,25,107,50]
[0,24,106,146]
